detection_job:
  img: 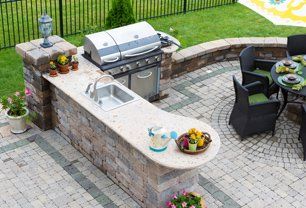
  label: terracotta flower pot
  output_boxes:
[57,63,69,74]
[189,192,206,208]
[6,108,29,134]
[49,69,58,77]
[71,61,79,71]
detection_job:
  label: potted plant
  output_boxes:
[188,128,199,152]
[0,89,31,134]
[71,55,79,71]
[49,60,58,77]
[166,190,206,208]
[57,54,69,74]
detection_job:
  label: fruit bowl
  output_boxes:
[175,132,212,155]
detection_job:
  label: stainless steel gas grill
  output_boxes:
[83,22,163,101]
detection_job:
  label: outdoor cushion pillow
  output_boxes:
[253,69,273,85]
[248,93,269,105]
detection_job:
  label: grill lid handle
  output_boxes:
[104,57,120,63]
[124,46,159,58]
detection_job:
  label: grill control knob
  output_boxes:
[108,71,113,75]
[125,64,132,70]
[155,56,160,61]
[136,61,140,67]
[120,66,124,72]
[145,59,150,64]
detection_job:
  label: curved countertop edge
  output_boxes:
[42,47,221,170]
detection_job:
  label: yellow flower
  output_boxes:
[196,131,202,139]
[190,134,196,140]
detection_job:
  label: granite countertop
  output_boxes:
[43,47,220,170]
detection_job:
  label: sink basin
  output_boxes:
[85,82,138,111]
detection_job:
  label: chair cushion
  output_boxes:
[253,69,273,85]
[249,93,269,105]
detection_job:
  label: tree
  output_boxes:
[106,0,136,29]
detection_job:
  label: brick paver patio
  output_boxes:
[0,61,305,207]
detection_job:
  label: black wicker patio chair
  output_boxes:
[299,104,306,161]
[287,34,306,57]
[229,76,280,139]
[239,46,279,97]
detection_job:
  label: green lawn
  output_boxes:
[0,3,305,97]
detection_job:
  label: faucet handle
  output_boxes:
[85,83,93,95]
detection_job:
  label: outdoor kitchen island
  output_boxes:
[16,38,220,208]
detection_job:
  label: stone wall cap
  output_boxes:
[199,39,231,53]
[15,42,37,58]
[172,36,287,64]
[16,35,77,65]
[25,48,50,66]
[172,52,185,63]
[55,41,77,56]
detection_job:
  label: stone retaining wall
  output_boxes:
[50,84,198,208]
[16,36,77,130]
[169,37,287,78]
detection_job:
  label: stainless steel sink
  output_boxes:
[85,82,138,111]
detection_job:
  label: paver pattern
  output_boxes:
[154,61,306,208]
[0,61,305,208]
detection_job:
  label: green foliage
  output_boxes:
[166,191,202,208]
[106,0,136,29]
[1,91,26,117]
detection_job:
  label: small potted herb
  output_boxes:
[57,54,69,74]
[0,89,32,134]
[188,128,199,152]
[166,190,206,208]
[71,55,79,71]
[49,61,58,77]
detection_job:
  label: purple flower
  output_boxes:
[170,205,176,208]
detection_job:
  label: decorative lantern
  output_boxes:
[39,12,53,48]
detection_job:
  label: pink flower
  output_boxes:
[25,88,32,96]
[182,202,187,207]
[172,194,177,199]
[182,190,188,196]
[190,206,195,208]
[166,201,172,207]
[170,205,176,208]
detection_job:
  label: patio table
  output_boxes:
[271,61,306,117]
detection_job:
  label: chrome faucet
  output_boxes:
[90,74,114,102]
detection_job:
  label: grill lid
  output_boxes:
[83,21,161,66]
[106,22,161,59]
[84,31,121,65]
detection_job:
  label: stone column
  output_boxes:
[15,36,77,130]
[160,52,173,99]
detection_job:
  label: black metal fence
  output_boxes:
[0,0,237,50]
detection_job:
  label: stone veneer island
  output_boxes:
[16,36,220,207]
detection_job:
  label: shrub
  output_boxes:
[106,0,136,29]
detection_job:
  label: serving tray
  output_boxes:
[175,132,212,155]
